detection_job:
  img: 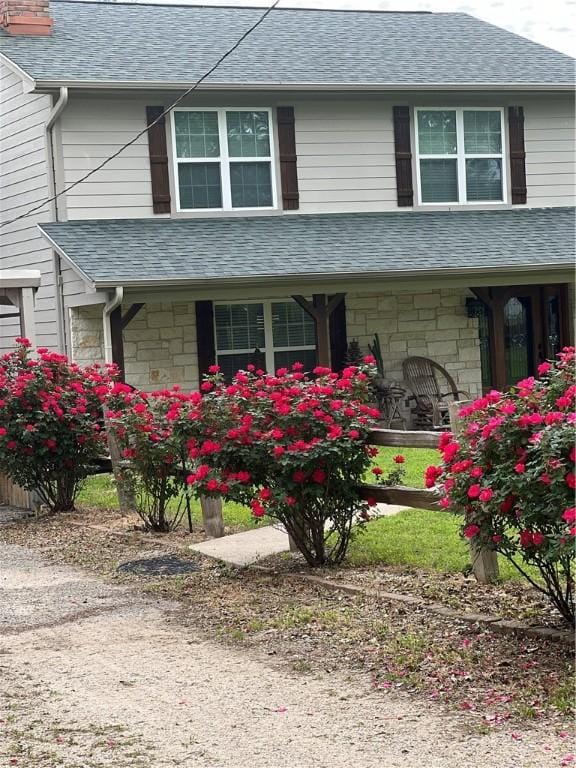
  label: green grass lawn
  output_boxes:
[346,509,533,583]
[357,447,533,583]
[368,446,439,487]
[77,473,258,530]
[78,447,439,531]
[79,448,530,583]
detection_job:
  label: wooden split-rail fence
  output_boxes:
[358,423,499,584]
[0,404,499,583]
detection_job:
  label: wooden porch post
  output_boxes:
[19,288,37,349]
[107,302,144,514]
[490,299,507,391]
[312,294,331,367]
[109,306,125,380]
[292,293,345,368]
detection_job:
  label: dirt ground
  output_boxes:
[1,538,574,768]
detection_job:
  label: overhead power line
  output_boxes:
[0,0,281,230]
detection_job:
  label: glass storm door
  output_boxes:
[504,296,534,387]
[474,284,570,392]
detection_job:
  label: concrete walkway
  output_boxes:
[191,524,291,566]
[0,542,564,768]
[189,504,407,566]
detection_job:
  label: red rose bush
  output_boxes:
[428,348,576,624]
[107,385,199,532]
[0,340,114,512]
[178,361,379,566]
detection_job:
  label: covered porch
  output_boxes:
[0,269,41,349]
[38,207,574,425]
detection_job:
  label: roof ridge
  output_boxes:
[50,0,435,14]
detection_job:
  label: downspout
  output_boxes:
[45,86,68,353]
[103,286,123,365]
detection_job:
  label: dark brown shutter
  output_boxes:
[393,106,414,207]
[277,106,299,210]
[508,106,527,204]
[329,295,347,372]
[195,300,216,378]
[146,106,171,214]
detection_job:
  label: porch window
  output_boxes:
[415,108,505,204]
[172,109,276,210]
[214,300,316,379]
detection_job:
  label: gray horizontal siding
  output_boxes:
[295,100,397,212]
[60,97,154,219]
[0,65,59,352]
[56,92,575,221]
[524,98,575,208]
[296,96,575,213]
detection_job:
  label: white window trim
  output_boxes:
[414,107,508,206]
[214,298,316,374]
[171,107,278,213]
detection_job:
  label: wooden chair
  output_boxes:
[402,356,469,430]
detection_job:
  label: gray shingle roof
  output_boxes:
[39,207,575,288]
[0,1,573,87]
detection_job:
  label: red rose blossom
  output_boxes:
[312,468,326,484]
[467,484,481,499]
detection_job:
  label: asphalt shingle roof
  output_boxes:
[39,207,575,288]
[0,1,573,87]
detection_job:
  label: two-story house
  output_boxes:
[0,0,574,407]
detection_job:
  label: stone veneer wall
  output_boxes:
[70,301,199,391]
[70,290,481,399]
[69,305,104,368]
[346,287,483,398]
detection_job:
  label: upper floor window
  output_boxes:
[415,108,506,205]
[172,109,276,211]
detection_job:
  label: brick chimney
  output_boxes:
[1,0,53,35]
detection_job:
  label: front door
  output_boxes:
[475,284,570,391]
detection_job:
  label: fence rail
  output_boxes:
[361,419,499,584]
[358,483,441,511]
[0,419,499,584]
[367,428,441,450]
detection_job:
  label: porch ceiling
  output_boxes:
[38,207,575,290]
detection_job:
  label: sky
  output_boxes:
[129,0,575,56]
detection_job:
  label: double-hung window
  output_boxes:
[214,300,316,380]
[415,108,506,204]
[172,109,276,211]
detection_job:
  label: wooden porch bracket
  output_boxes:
[292,293,345,368]
[121,302,144,330]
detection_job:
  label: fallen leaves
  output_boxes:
[1,510,573,734]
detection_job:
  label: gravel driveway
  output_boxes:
[0,542,570,767]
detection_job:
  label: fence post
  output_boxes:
[105,414,136,514]
[448,401,499,584]
[201,496,225,538]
